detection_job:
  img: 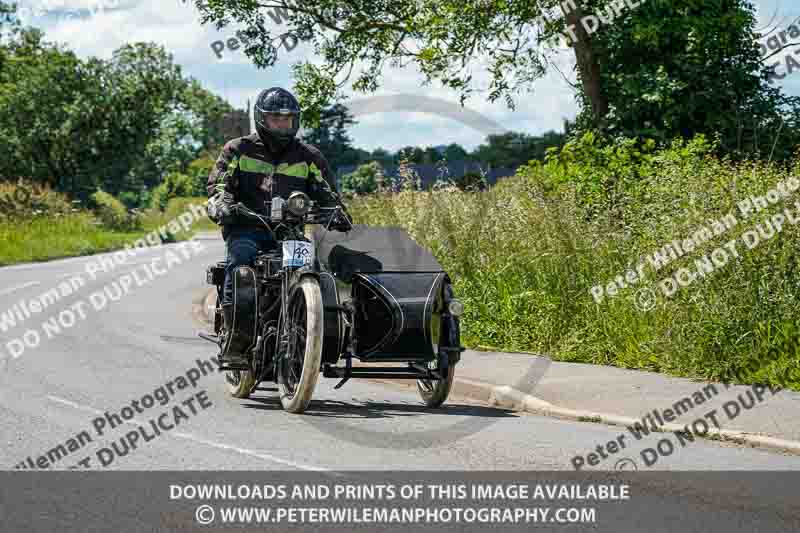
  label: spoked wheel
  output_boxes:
[277,277,323,413]
[417,364,456,408]
[218,295,256,399]
[225,369,256,399]
[417,298,460,408]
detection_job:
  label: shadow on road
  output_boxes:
[241,395,518,421]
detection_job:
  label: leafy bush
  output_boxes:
[90,189,142,231]
[340,162,384,195]
[187,154,215,183]
[139,196,216,242]
[0,179,74,220]
[118,189,152,209]
[453,171,487,192]
[151,171,206,211]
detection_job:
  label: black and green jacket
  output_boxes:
[207,133,344,237]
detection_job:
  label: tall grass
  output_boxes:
[0,186,216,266]
[348,136,800,390]
[0,213,143,266]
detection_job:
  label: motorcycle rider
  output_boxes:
[207,87,348,368]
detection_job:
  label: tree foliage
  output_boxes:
[300,103,361,169]
[0,2,233,204]
[196,0,559,125]
[579,0,800,159]
[340,161,384,195]
[197,0,800,161]
[472,130,567,168]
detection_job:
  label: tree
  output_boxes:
[127,80,234,201]
[301,103,360,170]
[443,143,469,162]
[340,161,384,195]
[195,0,604,124]
[423,146,443,164]
[0,3,230,203]
[470,130,566,168]
[397,146,424,164]
[197,0,800,160]
[0,28,186,199]
[582,0,800,158]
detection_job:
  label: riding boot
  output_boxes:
[220,303,250,368]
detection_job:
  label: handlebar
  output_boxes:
[233,202,352,232]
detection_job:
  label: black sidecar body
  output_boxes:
[312,225,462,370]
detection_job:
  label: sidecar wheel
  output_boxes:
[418,306,460,408]
[417,364,456,408]
[277,277,323,414]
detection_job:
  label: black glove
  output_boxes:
[207,192,238,226]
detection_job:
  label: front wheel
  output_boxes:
[277,277,323,413]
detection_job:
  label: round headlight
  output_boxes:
[287,191,311,216]
[448,299,464,317]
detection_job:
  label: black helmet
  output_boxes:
[254,87,301,152]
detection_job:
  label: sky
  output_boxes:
[13,0,800,152]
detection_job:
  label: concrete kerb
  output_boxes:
[198,288,800,457]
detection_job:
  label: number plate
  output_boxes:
[282,240,314,268]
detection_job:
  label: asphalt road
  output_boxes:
[0,236,798,473]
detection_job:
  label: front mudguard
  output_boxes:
[287,267,342,366]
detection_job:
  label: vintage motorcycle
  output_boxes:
[200,191,465,413]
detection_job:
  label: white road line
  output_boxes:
[0,241,219,274]
[46,395,332,473]
[55,271,89,280]
[0,281,41,297]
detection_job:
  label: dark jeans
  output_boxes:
[223,228,277,306]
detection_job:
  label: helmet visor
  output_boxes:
[264,111,299,138]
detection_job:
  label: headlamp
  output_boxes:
[287,191,311,216]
